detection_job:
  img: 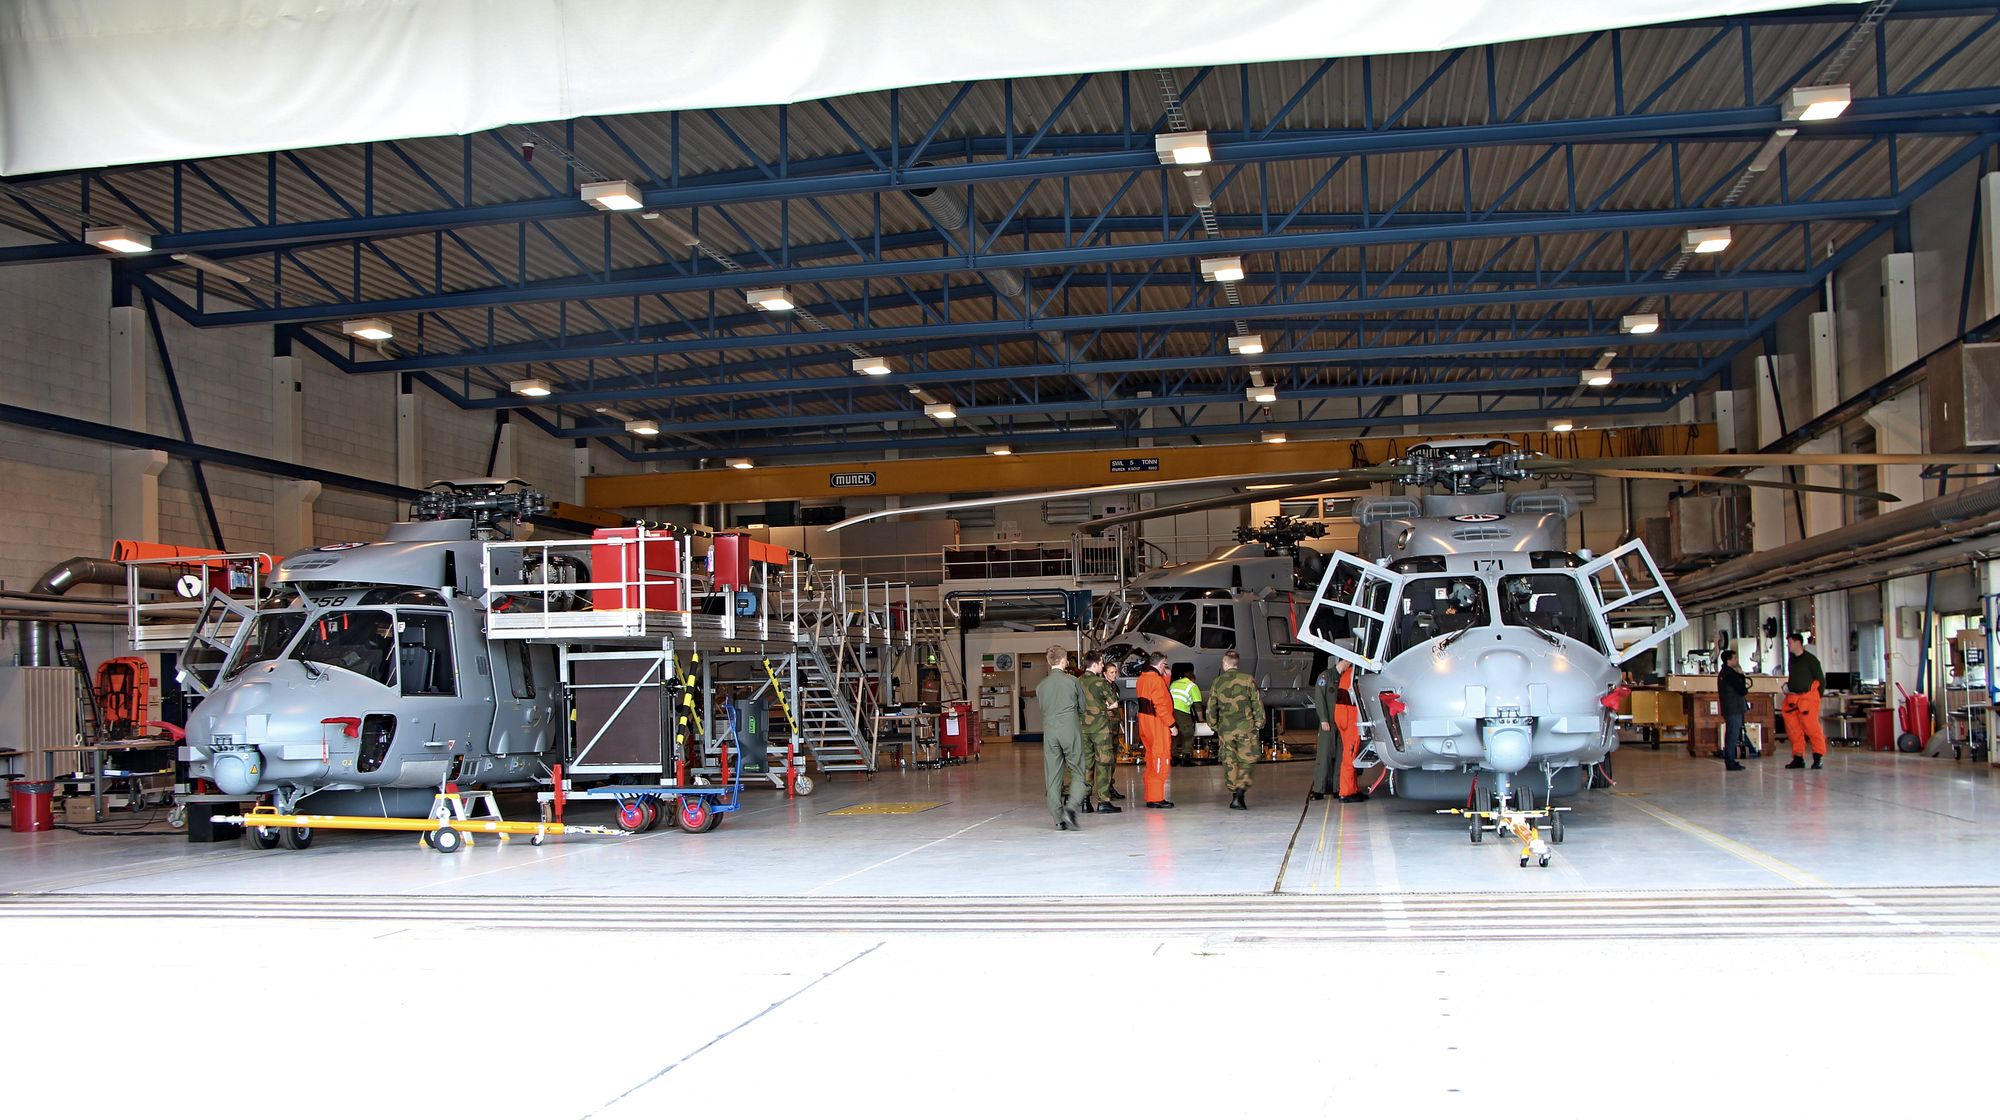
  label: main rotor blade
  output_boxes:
[1560,465,1900,503]
[1077,474,1389,533]
[1535,453,2000,470]
[822,469,1362,531]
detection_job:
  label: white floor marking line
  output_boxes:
[802,811,1010,895]
[582,941,883,1118]
[1824,889,1936,932]
[1613,794,1826,887]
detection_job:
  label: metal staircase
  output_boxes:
[55,624,104,745]
[783,646,873,774]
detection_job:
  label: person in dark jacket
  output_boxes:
[1718,649,1750,771]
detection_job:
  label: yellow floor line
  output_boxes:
[1613,793,1826,887]
[1331,801,1347,893]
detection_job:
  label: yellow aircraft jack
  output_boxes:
[1438,803,1567,867]
[217,790,623,853]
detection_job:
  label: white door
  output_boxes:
[1296,552,1406,673]
[1576,539,1688,665]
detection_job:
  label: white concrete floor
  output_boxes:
[3,743,1996,1118]
[5,741,1997,897]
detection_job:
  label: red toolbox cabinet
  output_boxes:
[940,701,980,761]
[591,528,680,611]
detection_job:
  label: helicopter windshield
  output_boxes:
[223,611,305,680]
[293,609,398,686]
[1133,597,1199,646]
[1391,577,1490,656]
[1499,574,1604,651]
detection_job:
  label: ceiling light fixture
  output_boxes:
[924,402,958,421]
[1227,334,1265,356]
[726,457,754,470]
[1620,313,1660,335]
[1200,256,1245,283]
[987,444,1013,456]
[1247,385,1277,403]
[1550,420,1575,433]
[625,419,660,436]
[342,318,393,341]
[510,377,553,397]
[746,287,795,311]
[1584,372,1614,388]
[1749,127,1798,172]
[1784,84,1851,122]
[1683,227,1732,254]
[580,180,645,211]
[170,252,251,283]
[84,226,152,254]
[1155,130,1212,167]
[1260,431,1288,444]
[853,356,893,376]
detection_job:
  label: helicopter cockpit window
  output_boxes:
[224,611,306,680]
[1135,599,1198,646]
[1198,603,1235,649]
[257,590,303,611]
[1392,577,1490,656]
[1499,574,1603,650]
[395,612,457,697]
[293,609,398,686]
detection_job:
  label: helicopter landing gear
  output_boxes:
[277,825,313,850]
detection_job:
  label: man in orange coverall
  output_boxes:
[1135,652,1176,808]
[1333,661,1367,801]
[1781,631,1828,770]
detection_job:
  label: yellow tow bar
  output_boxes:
[218,794,622,853]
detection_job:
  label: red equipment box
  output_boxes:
[1868,708,1895,751]
[591,528,681,611]
[709,533,791,590]
[940,701,980,761]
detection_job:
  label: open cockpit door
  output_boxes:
[1576,539,1688,665]
[177,591,255,697]
[1296,552,1405,672]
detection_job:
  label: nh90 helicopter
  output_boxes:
[178,481,565,847]
[1093,515,1333,710]
[830,435,1980,854]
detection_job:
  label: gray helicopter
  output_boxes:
[178,480,563,848]
[1093,516,1335,710]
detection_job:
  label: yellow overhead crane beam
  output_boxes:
[586,424,1717,509]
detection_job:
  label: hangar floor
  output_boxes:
[4,747,1996,1119]
[3,742,1997,897]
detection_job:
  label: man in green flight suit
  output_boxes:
[1078,651,1124,814]
[1035,645,1089,831]
[1309,666,1340,801]
[1209,650,1266,810]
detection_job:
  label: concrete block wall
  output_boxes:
[0,232,113,595]
[0,235,587,625]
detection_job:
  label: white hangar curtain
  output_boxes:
[0,0,1857,176]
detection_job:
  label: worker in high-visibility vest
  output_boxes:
[1781,632,1827,770]
[1169,666,1202,758]
[1135,653,1176,808]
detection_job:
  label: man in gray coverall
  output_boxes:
[1035,645,1088,831]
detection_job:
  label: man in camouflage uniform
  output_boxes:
[1209,650,1266,810]
[1077,652,1124,813]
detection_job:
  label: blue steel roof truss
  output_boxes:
[6,5,2000,460]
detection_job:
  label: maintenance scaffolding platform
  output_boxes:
[482,525,935,814]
